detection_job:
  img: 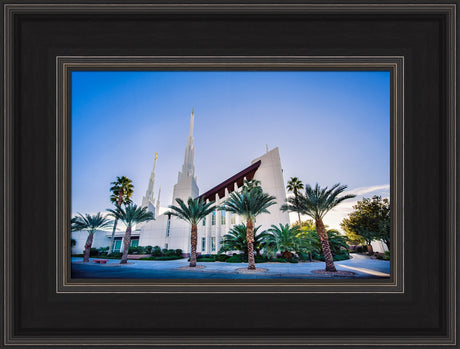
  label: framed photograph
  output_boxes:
[66,60,397,286]
[2,1,457,347]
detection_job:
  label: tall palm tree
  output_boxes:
[220,180,276,270]
[267,223,300,259]
[219,224,271,257]
[286,177,305,228]
[71,213,112,262]
[107,176,134,255]
[167,198,216,267]
[282,183,355,272]
[107,203,153,264]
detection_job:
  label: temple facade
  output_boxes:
[136,109,289,254]
[71,110,290,255]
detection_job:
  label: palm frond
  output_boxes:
[107,203,153,228]
[221,185,276,222]
[301,183,356,220]
[167,197,216,226]
[219,224,268,255]
[71,212,112,234]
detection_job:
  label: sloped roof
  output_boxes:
[198,160,261,202]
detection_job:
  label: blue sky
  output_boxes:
[71,71,390,230]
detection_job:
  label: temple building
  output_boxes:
[71,110,290,255]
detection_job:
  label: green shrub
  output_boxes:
[226,255,246,263]
[384,251,390,260]
[153,255,183,260]
[140,255,183,260]
[163,249,177,257]
[175,249,183,257]
[197,254,215,260]
[332,253,350,261]
[255,255,270,263]
[297,251,311,261]
[152,246,162,257]
[312,248,350,261]
[89,248,99,257]
[129,246,154,254]
[72,254,84,257]
[216,254,230,262]
[105,252,123,259]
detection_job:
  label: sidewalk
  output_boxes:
[71,254,390,279]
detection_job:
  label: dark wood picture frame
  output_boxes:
[1,1,457,347]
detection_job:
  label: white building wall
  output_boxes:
[196,147,289,254]
[251,147,290,230]
[138,214,191,252]
[371,240,389,253]
[71,230,112,255]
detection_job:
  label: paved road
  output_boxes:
[71,254,390,279]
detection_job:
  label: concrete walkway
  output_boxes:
[71,254,390,279]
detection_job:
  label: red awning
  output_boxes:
[198,160,261,202]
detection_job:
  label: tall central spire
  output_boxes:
[179,109,195,180]
[172,109,199,203]
[189,107,194,137]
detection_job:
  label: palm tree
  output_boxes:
[219,224,271,257]
[282,183,355,272]
[220,180,276,269]
[71,213,112,262]
[286,177,305,228]
[107,203,153,264]
[107,176,134,255]
[167,197,216,267]
[267,223,300,259]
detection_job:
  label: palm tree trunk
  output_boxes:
[190,224,198,267]
[107,218,118,255]
[246,219,256,270]
[83,233,94,262]
[108,193,124,255]
[367,242,374,256]
[120,226,132,264]
[294,192,302,229]
[315,218,337,272]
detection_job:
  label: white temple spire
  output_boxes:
[179,109,196,179]
[189,108,194,137]
[172,110,199,203]
[156,186,161,214]
[142,152,158,210]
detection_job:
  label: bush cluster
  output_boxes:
[223,254,299,264]
[128,245,153,254]
[376,251,390,260]
[146,246,183,259]
[140,255,183,261]
[297,251,311,261]
[190,254,232,262]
